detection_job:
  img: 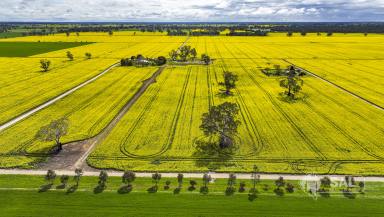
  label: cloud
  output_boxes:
[0,0,382,21]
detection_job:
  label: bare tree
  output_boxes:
[35,118,69,152]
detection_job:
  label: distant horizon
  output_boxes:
[0,0,383,22]
[1,21,384,24]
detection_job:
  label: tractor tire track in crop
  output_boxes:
[211,42,262,157]
[120,67,192,159]
[223,42,326,160]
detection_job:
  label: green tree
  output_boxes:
[251,165,260,190]
[108,30,113,36]
[45,170,56,184]
[220,71,238,95]
[190,48,197,60]
[169,50,178,61]
[74,168,83,186]
[35,118,69,152]
[275,177,285,189]
[85,52,92,59]
[200,102,240,148]
[177,173,184,187]
[40,59,51,72]
[201,54,211,65]
[98,171,108,189]
[179,45,191,61]
[152,172,162,187]
[66,51,74,61]
[226,173,236,195]
[320,176,331,190]
[156,56,167,66]
[122,171,136,186]
[279,66,303,99]
[202,173,212,188]
[60,175,69,187]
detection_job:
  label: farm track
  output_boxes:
[283,59,384,111]
[38,36,192,169]
[0,62,120,132]
[3,168,384,182]
[37,65,167,170]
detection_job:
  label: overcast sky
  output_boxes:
[0,0,383,22]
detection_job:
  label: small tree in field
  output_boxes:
[169,50,178,61]
[40,59,51,72]
[85,52,92,59]
[108,30,113,36]
[201,54,211,65]
[226,173,236,195]
[190,48,197,60]
[200,102,240,148]
[35,118,69,152]
[98,171,108,189]
[152,172,162,188]
[201,173,212,194]
[280,66,303,99]
[220,71,238,95]
[74,168,83,186]
[60,175,69,187]
[66,51,74,61]
[122,171,136,186]
[251,165,260,190]
[45,170,56,184]
[177,173,184,187]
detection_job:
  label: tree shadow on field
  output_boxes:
[277,92,308,104]
[93,184,106,194]
[66,185,78,194]
[38,183,53,193]
[192,138,235,170]
[216,89,234,99]
[118,185,133,194]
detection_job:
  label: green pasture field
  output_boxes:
[0,175,384,217]
[0,32,23,39]
[0,42,92,57]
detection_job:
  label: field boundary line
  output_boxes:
[283,59,384,111]
[0,62,121,132]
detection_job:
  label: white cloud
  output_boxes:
[0,0,382,21]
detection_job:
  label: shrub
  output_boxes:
[239,182,246,192]
[285,183,295,193]
[274,187,284,196]
[200,186,209,194]
[225,186,236,196]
